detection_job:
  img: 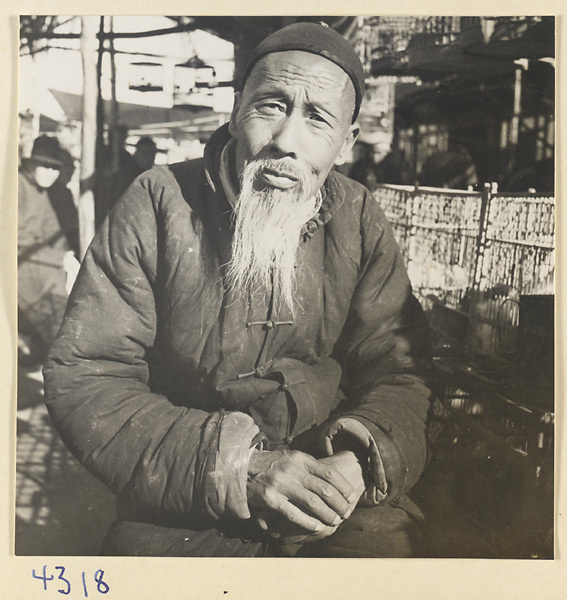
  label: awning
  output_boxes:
[48,89,227,134]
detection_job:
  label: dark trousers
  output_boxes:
[101,495,427,558]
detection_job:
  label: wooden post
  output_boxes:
[96,17,106,169]
[473,182,493,290]
[108,17,121,172]
[465,182,492,351]
[79,16,99,258]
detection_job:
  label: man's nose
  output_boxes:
[269,112,303,157]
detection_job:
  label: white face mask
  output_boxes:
[31,164,61,189]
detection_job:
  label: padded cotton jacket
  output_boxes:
[44,125,435,531]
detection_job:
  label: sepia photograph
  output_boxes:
[15,15,555,564]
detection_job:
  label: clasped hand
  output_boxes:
[247,449,365,546]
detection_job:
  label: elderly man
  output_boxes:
[44,23,436,558]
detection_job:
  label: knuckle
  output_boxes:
[286,511,300,525]
[307,494,320,509]
[271,469,284,482]
[320,485,334,498]
[263,487,278,506]
[287,450,302,462]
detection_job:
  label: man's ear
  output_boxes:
[334,123,360,166]
[228,91,242,138]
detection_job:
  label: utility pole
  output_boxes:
[79,16,98,258]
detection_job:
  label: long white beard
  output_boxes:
[226,158,323,315]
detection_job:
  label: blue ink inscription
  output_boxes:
[31,566,110,596]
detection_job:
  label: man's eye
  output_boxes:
[258,102,285,114]
[308,111,328,125]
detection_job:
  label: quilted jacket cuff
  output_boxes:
[195,411,265,521]
[319,417,388,505]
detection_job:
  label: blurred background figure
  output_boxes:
[131,136,158,173]
[419,142,479,190]
[18,136,80,363]
[96,136,157,227]
[349,132,401,190]
[48,149,80,262]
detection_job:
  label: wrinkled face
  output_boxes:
[31,164,61,189]
[229,51,359,195]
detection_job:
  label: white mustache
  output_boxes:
[244,158,310,188]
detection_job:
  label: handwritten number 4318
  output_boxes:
[32,565,110,596]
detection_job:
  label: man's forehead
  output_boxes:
[245,51,354,97]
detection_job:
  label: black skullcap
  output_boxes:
[241,22,365,122]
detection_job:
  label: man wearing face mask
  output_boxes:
[44,23,439,558]
[18,135,80,362]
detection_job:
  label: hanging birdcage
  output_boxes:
[173,56,217,108]
[128,61,164,92]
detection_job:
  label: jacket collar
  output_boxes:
[203,123,232,197]
[203,123,346,236]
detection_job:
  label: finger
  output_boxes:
[274,522,339,548]
[286,484,345,527]
[302,473,352,520]
[266,493,328,533]
[305,459,356,501]
[255,509,277,531]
